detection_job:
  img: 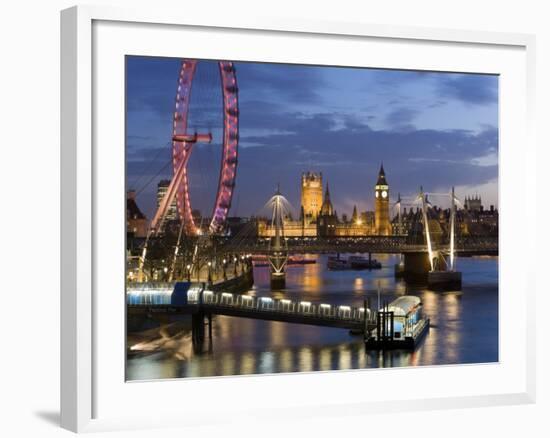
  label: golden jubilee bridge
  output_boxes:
[213,234,499,257]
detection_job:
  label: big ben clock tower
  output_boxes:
[374,163,391,236]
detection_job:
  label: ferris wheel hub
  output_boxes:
[172,132,212,143]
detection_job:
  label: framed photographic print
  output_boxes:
[61,5,536,433]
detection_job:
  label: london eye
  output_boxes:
[148,59,240,237]
[172,59,239,235]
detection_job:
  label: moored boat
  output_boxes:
[348,255,382,270]
[365,296,430,350]
[327,255,349,270]
[327,254,382,270]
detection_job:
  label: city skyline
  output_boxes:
[126,56,498,219]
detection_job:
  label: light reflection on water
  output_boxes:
[126,254,498,380]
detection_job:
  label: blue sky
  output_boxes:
[126,56,498,219]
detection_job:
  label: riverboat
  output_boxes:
[365,296,429,350]
[327,255,382,270]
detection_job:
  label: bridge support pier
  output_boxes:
[192,312,206,347]
[403,252,462,290]
[402,252,431,283]
[394,260,405,278]
[427,271,462,290]
[270,270,286,289]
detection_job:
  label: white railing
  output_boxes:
[127,286,376,323]
[189,290,375,323]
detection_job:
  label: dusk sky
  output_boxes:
[126,56,498,219]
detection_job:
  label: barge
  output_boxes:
[327,254,382,271]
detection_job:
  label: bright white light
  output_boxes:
[300,301,311,307]
[339,305,351,311]
[281,299,291,304]
[261,297,273,302]
[320,304,331,308]
[222,292,233,298]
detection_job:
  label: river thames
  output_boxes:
[126,253,498,380]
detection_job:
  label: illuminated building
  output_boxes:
[319,183,334,216]
[157,179,178,221]
[259,168,394,238]
[351,205,358,224]
[301,171,323,221]
[374,164,392,235]
[459,203,498,236]
[317,183,338,236]
[464,195,482,212]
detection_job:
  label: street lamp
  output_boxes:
[207,261,212,283]
[223,258,227,280]
[186,264,191,282]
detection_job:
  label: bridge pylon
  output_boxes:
[402,186,462,290]
[427,186,462,289]
[267,185,289,289]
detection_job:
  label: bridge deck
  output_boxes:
[217,236,498,255]
[128,288,376,330]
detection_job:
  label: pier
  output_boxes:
[128,283,378,346]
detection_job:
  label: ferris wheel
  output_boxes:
[172,59,239,235]
[149,59,239,237]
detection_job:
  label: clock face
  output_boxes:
[375,191,379,198]
[382,190,388,198]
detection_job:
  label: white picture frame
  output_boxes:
[61,4,536,433]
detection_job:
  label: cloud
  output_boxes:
[368,69,429,88]
[385,107,419,129]
[471,150,498,167]
[237,62,325,105]
[437,74,498,105]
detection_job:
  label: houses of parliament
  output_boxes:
[127,163,498,240]
[257,164,392,238]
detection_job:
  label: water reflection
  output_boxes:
[353,277,364,293]
[126,254,498,380]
